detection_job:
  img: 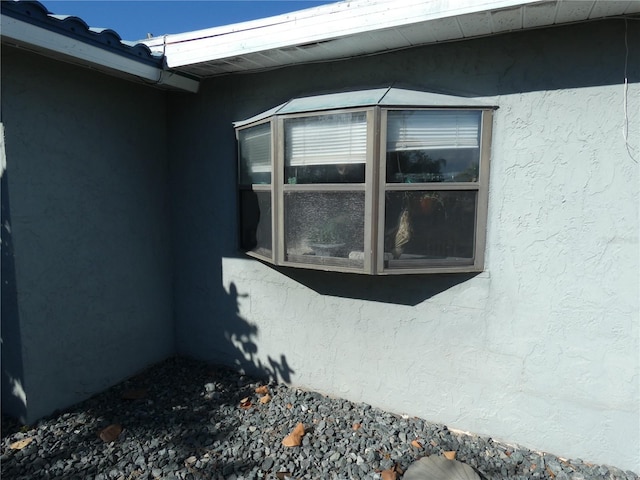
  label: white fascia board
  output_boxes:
[148,0,544,68]
[1,15,199,93]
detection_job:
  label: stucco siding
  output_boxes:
[168,19,639,471]
[1,48,174,422]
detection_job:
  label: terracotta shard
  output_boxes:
[444,450,457,460]
[259,394,272,404]
[282,434,301,447]
[411,439,423,449]
[9,438,33,450]
[255,385,269,395]
[99,424,122,443]
[292,423,305,437]
[381,469,397,480]
[282,422,305,447]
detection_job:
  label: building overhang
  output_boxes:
[142,0,640,78]
[1,1,199,93]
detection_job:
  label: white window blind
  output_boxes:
[387,111,480,151]
[240,123,271,173]
[285,112,367,166]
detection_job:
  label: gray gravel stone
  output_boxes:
[1,357,637,480]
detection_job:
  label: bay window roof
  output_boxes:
[233,87,496,128]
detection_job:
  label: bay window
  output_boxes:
[235,88,494,275]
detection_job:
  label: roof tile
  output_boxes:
[1,0,162,67]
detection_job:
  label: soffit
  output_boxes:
[143,0,640,78]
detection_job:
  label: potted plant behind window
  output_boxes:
[308,215,349,257]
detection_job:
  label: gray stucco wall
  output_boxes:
[1,48,174,422]
[167,20,639,471]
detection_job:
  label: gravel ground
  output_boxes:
[1,356,637,480]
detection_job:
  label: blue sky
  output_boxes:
[42,1,337,41]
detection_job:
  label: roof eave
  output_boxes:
[143,0,640,78]
[147,0,545,70]
[1,14,200,93]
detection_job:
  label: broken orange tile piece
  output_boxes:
[380,469,397,480]
[99,424,122,443]
[282,422,305,447]
[10,438,33,450]
[259,394,272,404]
[255,385,269,395]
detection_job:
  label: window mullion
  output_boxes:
[274,116,285,266]
[474,109,494,271]
[376,108,388,274]
[383,183,479,191]
[363,107,377,275]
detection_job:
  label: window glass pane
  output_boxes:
[384,190,476,267]
[240,190,272,258]
[285,112,367,184]
[386,110,481,183]
[238,123,271,185]
[284,191,365,268]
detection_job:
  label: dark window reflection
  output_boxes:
[240,190,272,257]
[384,190,476,263]
[386,149,479,183]
[285,163,365,184]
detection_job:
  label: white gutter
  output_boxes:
[144,0,545,69]
[1,15,199,93]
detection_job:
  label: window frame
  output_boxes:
[376,107,493,274]
[276,108,375,274]
[236,117,275,263]
[235,99,494,275]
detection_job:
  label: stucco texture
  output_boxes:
[167,20,639,471]
[1,48,174,422]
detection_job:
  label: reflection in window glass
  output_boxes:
[240,190,272,257]
[386,111,481,183]
[284,191,365,267]
[285,112,367,184]
[238,123,271,185]
[384,191,476,266]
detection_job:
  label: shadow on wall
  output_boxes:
[277,267,479,307]
[167,99,294,389]
[239,188,476,306]
[206,281,294,385]
[1,167,27,423]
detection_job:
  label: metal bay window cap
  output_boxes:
[233,87,499,128]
